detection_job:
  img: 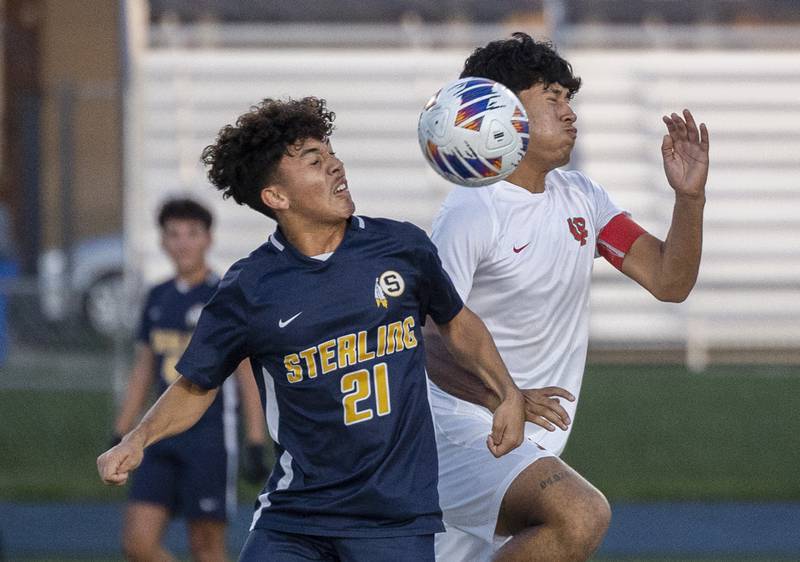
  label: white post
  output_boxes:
[115,0,149,403]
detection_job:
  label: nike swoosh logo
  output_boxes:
[278,312,302,328]
[513,243,530,253]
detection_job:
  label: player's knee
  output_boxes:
[122,533,157,561]
[189,529,226,562]
[559,490,611,559]
[189,543,219,562]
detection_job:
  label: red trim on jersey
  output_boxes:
[597,213,647,270]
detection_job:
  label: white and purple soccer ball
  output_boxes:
[417,77,529,187]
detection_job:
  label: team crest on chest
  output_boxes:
[374,270,405,308]
[567,217,589,246]
[185,304,204,328]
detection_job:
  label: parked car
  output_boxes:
[39,235,130,338]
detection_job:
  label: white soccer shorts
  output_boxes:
[429,383,555,562]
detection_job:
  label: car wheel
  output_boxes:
[82,270,127,338]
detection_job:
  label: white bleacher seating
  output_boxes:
[129,47,800,368]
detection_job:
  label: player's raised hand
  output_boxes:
[521,387,575,432]
[661,109,709,199]
[487,390,525,458]
[97,436,144,486]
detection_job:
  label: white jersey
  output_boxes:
[431,168,622,455]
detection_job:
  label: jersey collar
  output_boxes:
[268,215,365,263]
[175,271,219,293]
[494,179,548,202]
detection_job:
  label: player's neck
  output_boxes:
[176,265,209,288]
[280,219,347,257]
[506,161,548,193]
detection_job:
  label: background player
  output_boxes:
[425,33,710,561]
[98,97,526,562]
[111,198,267,562]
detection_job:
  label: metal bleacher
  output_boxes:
[572,50,800,367]
[130,44,800,368]
[131,49,466,283]
[635,54,800,369]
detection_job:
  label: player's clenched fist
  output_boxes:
[487,390,526,458]
[97,436,144,486]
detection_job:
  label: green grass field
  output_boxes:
[0,381,265,503]
[561,363,800,501]
[1,362,798,502]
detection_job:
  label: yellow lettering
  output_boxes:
[357,331,375,362]
[284,354,303,383]
[161,355,180,384]
[151,329,188,354]
[376,325,386,357]
[151,330,192,383]
[337,334,357,369]
[403,316,418,349]
[318,339,337,374]
[374,362,391,416]
[386,321,405,354]
[299,347,319,379]
[341,370,373,425]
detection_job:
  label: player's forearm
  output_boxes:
[245,404,267,444]
[424,325,500,410]
[657,193,705,302]
[435,307,519,404]
[242,396,267,444]
[236,364,267,444]
[124,376,218,449]
[113,349,155,435]
[114,374,149,435]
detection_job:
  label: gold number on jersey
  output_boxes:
[340,362,391,426]
[152,329,191,384]
[161,353,181,384]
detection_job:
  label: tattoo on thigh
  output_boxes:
[539,470,571,491]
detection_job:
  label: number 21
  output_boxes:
[340,363,390,426]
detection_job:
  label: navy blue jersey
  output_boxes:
[138,274,232,438]
[177,216,463,538]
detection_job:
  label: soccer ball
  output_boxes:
[417,77,529,187]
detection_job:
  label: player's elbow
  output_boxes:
[658,292,688,303]
[653,281,693,303]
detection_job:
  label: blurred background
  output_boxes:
[1,0,799,559]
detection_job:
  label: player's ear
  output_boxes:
[261,185,289,212]
[158,223,171,251]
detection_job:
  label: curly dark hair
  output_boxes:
[157,197,213,230]
[201,97,335,219]
[460,32,581,98]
